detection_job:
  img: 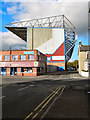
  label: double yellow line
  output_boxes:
[24,85,64,120]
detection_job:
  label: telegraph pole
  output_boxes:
[32,26,34,50]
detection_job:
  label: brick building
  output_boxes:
[0,50,47,76]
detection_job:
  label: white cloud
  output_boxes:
[7,6,17,15]
[13,2,88,37]
[0,10,6,15]
[4,1,89,38]
[0,32,26,50]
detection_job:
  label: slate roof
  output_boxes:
[80,45,90,52]
[85,58,90,63]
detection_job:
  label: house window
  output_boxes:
[28,55,34,60]
[20,55,26,60]
[21,67,33,73]
[4,55,10,61]
[12,55,18,60]
[0,55,2,61]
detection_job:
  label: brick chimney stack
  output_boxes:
[79,41,82,46]
[78,40,82,55]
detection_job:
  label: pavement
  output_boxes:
[1,71,89,85]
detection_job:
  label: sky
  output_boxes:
[0,0,90,62]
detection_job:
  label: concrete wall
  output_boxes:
[81,71,89,77]
[27,28,52,50]
[27,28,64,54]
[27,28,65,73]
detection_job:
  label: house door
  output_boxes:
[10,68,14,76]
[3,67,7,76]
[10,67,17,76]
[14,67,17,75]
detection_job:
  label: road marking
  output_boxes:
[18,84,35,91]
[32,113,38,119]
[34,86,60,111]
[39,108,43,113]
[24,85,63,120]
[40,85,65,120]
[0,96,5,99]
[18,86,30,91]
[41,86,62,109]
[24,112,33,120]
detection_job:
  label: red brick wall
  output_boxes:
[23,72,37,76]
[1,50,38,61]
[7,68,10,76]
[20,67,37,76]
[17,68,22,76]
[0,50,47,76]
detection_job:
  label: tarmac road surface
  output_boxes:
[1,77,90,120]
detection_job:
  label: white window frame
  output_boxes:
[4,55,10,61]
[12,55,18,60]
[28,55,34,60]
[20,55,26,60]
[21,67,33,73]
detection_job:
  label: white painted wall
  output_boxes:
[37,28,64,54]
[81,71,89,77]
[84,62,88,71]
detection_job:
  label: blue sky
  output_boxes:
[1,2,21,32]
[1,1,89,62]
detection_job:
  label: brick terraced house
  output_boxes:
[0,50,47,76]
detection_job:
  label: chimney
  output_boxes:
[79,41,82,46]
[78,40,82,55]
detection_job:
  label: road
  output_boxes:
[1,76,90,120]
